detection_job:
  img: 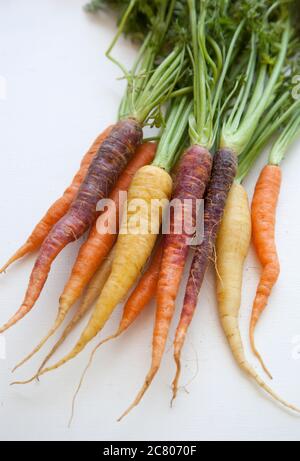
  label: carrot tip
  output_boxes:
[10,376,37,386]
[254,349,273,380]
[0,255,22,273]
[171,351,181,405]
[250,328,273,380]
[117,397,141,422]
[117,406,133,422]
[11,364,19,374]
[118,368,158,422]
[0,258,15,273]
[13,315,65,373]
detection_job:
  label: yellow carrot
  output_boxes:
[216,183,300,413]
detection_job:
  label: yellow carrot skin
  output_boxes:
[216,184,251,365]
[23,165,173,377]
[85,165,172,339]
[72,165,171,340]
[216,183,300,413]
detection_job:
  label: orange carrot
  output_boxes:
[12,143,156,371]
[250,164,282,377]
[0,127,112,273]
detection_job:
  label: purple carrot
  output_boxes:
[172,148,238,399]
[0,119,143,333]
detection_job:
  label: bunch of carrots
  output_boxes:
[1,0,300,421]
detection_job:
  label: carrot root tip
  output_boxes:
[171,350,182,406]
[250,328,273,380]
[10,372,40,386]
[254,349,273,380]
[118,368,158,422]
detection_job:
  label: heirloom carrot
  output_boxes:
[250,109,300,376]
[216,182,300,413]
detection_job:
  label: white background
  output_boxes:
[0,0,300,442]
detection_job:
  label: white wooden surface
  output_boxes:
[0,0,300,442]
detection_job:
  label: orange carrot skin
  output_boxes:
[119,243,163,333]
[0,119,143,333]
[155,146,212,365]
[250,165,282,333]
[0,127,112,273]
[175,149,237,354]
[59,142,157,309]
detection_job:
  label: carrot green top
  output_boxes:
[269,108,300,166]
[220,2,292,156]
[237,26,300,182]
[187,0,243,151]
[85,0,161,42]
[102,0,186,126]
[153,97,192,173]
[236,97,300,183]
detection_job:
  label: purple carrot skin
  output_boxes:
[0,119,143,334]
[117,146,212,420]
[172,149,237,401]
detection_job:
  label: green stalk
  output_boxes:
[237,97,300,182]
[188,0,244,150]
[269,109,300,165]
[188,0,206,143]
[104,0,179,123]
[106,0,138,62]
[221,19,291,155]
[133,47,186,124]
[152,97,192,173]
[211,21,245,120]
